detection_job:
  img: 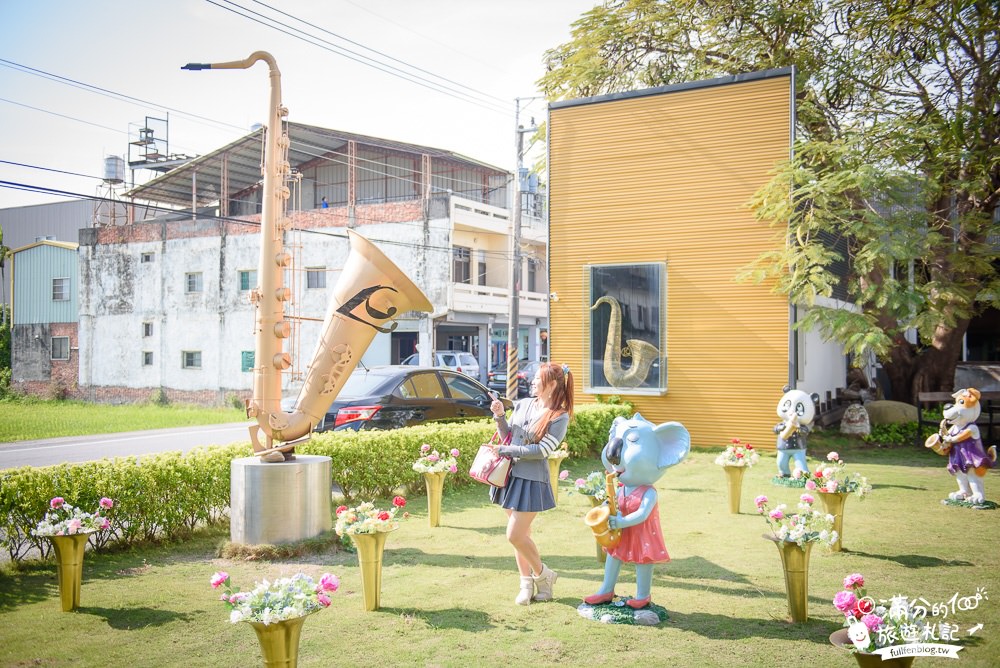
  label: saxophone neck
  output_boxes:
[605,472,618,514]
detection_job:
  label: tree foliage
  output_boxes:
[539,0,1000,402]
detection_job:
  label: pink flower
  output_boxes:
[319,573,340,592]
[843,573,865,589]
[559,470,569,480]
[754,495,768,508]
[210,571,229,589]
[100,517,110,530]
[378,511,390,521]
[99,497,114,509]
[336,505,348,515]
[575,478,586,487]
[825,480,839,493]
[792,468,803,479]
[861,613,883,631]
[392,496,406,508]
[800,493,814,504]
[317,593,332,607]
[731,438,741,444]
[735,452,744,459]
[833,590,857,612]
[768,509,784,520]
[67,518,83,533]
[814,469,825,478]
[745,444,753,450]
[805,480,817,490]
[448,464,457,473]
[450,449,460,457]
[420,444,430,453]
[427,454,439,462]
[50,497,65,509]
[827,451,840,461]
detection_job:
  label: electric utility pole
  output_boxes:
[506,98,539,400]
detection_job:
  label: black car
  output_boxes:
[487,360,541,399]
[285,365,513,432]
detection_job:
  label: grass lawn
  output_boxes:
[0,397,246,443]
[1,441,998,667]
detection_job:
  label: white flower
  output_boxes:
[230,609,244,623]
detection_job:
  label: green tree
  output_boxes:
[539,0,1000,403]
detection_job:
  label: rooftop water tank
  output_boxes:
[103,155,125,184]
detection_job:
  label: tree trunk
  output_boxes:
[883,320,968,405]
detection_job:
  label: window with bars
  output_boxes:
[453,246,471,284]
[52,277,69,301]
[306,267,326,289]
[239,270,257,291]
[182,351,202,369]
[51,336,69,360]
[185,272,203,293]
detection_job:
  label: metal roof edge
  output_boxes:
[549,66,795,110]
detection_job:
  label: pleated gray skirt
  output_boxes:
[490,475,555,512]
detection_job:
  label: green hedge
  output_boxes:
[0,444,246,562]
[0,402,632,564]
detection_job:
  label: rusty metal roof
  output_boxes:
[125,121,507,208]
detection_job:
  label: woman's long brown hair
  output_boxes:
[533,363,575,441]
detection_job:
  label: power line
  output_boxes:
[0,179,526,262]
[0,159,102,181]
[249,0,510,107]
[205,0,511,116]
[0,58,246,134]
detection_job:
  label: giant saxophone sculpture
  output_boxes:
[590,296,659,389]
[184,52,432,462]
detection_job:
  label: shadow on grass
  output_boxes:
[0,566,57,611]
[842,549,974,568]
[656,609,836,642]
[377,606,497,632]
[77,605,195,629]
[872,484,928,491]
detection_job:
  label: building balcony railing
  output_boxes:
[449,283,547,320]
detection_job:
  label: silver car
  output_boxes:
[401,351,480,379]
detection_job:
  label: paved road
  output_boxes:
[0,422,252,469]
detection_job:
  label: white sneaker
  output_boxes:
[515,576,534,605]
[532,564,558,602]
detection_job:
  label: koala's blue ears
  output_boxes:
[654,422,690,469]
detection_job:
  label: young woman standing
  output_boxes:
[488,362,574,605]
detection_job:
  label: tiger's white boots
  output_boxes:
[532,564,558,602]
[515,576,535,605]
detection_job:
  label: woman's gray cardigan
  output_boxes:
[494,398,569,482]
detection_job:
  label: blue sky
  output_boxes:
[0,0,596,208]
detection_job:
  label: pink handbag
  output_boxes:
[469,431,513,487]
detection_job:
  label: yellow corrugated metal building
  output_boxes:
[548,68,794,449]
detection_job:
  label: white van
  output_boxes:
[402,351,480,379]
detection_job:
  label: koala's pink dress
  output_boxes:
[607,485,670,564]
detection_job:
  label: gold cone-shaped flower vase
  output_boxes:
[830,629,916,668]
[351,531,391,611]
[723,466,746,514]
[423,471,447,528]
[47,532,91,612]
[766,535,812,622]
[547,458,561,504]
[248,614,309,668]
[819,491,849,552]
[588,496,607,563]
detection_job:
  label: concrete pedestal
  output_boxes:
[230,455,332,545]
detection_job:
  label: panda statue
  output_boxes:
[774,385,821,478]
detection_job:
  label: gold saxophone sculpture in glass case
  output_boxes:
[184,52,432,463]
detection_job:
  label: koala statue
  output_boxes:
[774,386,821,477]
[583,413,690,610]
